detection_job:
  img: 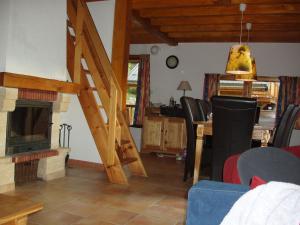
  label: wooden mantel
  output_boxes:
[0,72,80,94]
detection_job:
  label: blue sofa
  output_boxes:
[186,181,249,225]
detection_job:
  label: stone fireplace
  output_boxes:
[0,87,71,193]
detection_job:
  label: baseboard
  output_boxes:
[68,159,105,171]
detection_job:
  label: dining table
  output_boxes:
[192,120,275,184]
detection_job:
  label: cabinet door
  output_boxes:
[142,116,164,152]
[164,117,186,153]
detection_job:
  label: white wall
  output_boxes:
[0,1,11,71]
[131,43,300,105]
[61,0,116,163]
[130,43,300,146]
[0,0,116,163]
[4,0,67,81]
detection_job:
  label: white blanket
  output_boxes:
[220,182,300,225]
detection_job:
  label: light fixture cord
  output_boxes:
[247,27,250,44]
[239,10,244,44]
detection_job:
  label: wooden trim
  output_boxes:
[68,159,105,171]
[0,72,80,94]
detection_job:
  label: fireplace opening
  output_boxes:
[6,100,53,155]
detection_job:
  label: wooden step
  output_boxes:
[89,87,97,91]
[84,69,91,74]
[121,140,132,150]
[67,20,74,29]
[120,157,137,166]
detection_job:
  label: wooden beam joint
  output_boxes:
[132,10,178,46]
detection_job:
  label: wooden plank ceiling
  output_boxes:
[130,0,300,44]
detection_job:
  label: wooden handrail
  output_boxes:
[68,0,130,166]
[72,0,122,109]
[107,80,118,165]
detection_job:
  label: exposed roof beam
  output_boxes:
[151,15,300,26]
[132,11,178,46]
[160,23,300,32]
[231,0,300,4]
[167,31,300,42]
[132,0,216,9]
[140,3,300,18]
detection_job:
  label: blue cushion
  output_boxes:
[186,180,249,225]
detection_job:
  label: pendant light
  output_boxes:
[225,3,253,75]
[235,22,257,81]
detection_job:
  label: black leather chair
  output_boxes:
[181,96,205,181]
[195,99,211,121]
[211,95,257,181]
[272,104,300,148]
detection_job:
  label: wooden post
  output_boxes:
[111,0,132,111]
[243,81,253,97]
[193,124,204,185]
[73,0,85,84]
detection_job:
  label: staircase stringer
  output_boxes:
[67,28,128,184]
[67,0,147,184]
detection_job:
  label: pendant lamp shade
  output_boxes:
[235,57,257,81]
[225,44,253,75]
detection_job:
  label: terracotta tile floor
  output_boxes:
[7,154,193,225]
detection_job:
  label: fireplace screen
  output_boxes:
[6,100,52,155]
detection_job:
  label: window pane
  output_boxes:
[219,80,244,96]
[126,87,137,105]
[252,80,279,121]
[128,63,139,83]
[219,79,280,121]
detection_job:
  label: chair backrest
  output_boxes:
[181,96,205,180]
[195,99,211,121]
[211,95,257,181]
[181,97,204,126]
[272,104,296,147]
[238,147,300,185]
[280,105,300,147]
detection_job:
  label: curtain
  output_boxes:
[203,73,221,101]
[133,55,150,126]
[276,76,300,129]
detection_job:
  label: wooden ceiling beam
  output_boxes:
[132,10,178,46]
[140,3,300,18]
[151,15,300,26]
[130,34,163,44]
[131,0,216,9]
[230,0,300,4]
[159,23,300,32]
[167,31,300,42]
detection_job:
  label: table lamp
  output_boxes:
[177,80,192,96]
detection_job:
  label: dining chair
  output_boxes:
[272,104,300,148]
[181,96,206,181]
[211,95,257,181]
[195,99,211,121]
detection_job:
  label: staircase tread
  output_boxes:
[120,157,137,165]
[84,69,91,74]
[121,140,131,145]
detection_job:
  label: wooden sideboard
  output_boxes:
[142,116,187,154]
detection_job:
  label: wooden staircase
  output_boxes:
[66,0,147,184]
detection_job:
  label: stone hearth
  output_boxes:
[0,87,71,193]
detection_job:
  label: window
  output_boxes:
[126,60,140,125]
[219,76,280,121]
